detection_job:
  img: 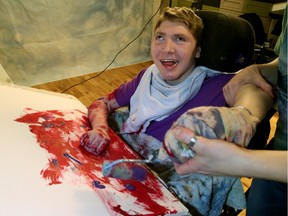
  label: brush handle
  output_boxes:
[103,158,151,171]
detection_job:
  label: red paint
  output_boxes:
[106,91,116,101]
[15,108,181,215]
[163,140,177,158]
[40,159,62,185]
[88,100,101,111]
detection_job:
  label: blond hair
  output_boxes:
[154,7,203,46]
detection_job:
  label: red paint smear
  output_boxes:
[40,159,62,185]
[111,205,176,216]
[15,108,181,215]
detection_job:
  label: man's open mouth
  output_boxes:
[160,59,179,67]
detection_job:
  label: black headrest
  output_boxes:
[239,13,267,45]
[195,11,255,72]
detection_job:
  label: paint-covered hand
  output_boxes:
[158,106,259,163]
[80,127,110,155]
[157,126,195,164]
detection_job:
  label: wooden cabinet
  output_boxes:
[172,0,221,11]
[171,0,285,39]
[220,0,245,15]
[219,0,286,32]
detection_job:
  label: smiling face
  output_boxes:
[151,20,200,85]
[150,7,203,85]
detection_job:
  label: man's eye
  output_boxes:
[176,37,186,42]
[155,35,164,41]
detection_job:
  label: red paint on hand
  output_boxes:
[80,128,110,155]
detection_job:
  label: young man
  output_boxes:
[80,7,273,215]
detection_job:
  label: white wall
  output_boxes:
[0,0,159,86]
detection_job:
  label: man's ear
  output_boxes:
[196,47,201,58]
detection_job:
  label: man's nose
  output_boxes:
[162,40,174,53]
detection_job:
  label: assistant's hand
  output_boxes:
[80,127,110,155]
[223,65,273,106]
[172,126,244,176]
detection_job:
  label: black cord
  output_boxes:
[61,0,164,93]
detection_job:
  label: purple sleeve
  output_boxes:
[114,69,146,107]
[145,73,234,142]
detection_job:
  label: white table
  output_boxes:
[0,84,188,216]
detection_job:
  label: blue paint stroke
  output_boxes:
[63,153,82,165]
[131,166,147,181]
[125,183,135,191]
[92,180,105,189]
[52,159,59,167]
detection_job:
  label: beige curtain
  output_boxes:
[0,0,157,86]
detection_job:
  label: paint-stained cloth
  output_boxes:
[110,105,259,215]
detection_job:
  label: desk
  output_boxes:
[0,84,188,216]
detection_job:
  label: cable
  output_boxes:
[61,0,164,93]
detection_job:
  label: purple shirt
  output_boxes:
[114,69,234,142]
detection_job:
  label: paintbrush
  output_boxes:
[102,136,196,181]
[102,151,159,181]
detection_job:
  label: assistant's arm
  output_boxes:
[224,58,278,106]
[172,126,287,183]
[231,83,273,121]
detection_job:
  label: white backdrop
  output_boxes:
[0,0,159,86]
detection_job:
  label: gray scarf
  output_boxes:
[120,64,221,133]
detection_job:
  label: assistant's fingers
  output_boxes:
[173,159,200,175]
[258,81,274,98]
[172,126,201,150]
[223,85,236,106]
